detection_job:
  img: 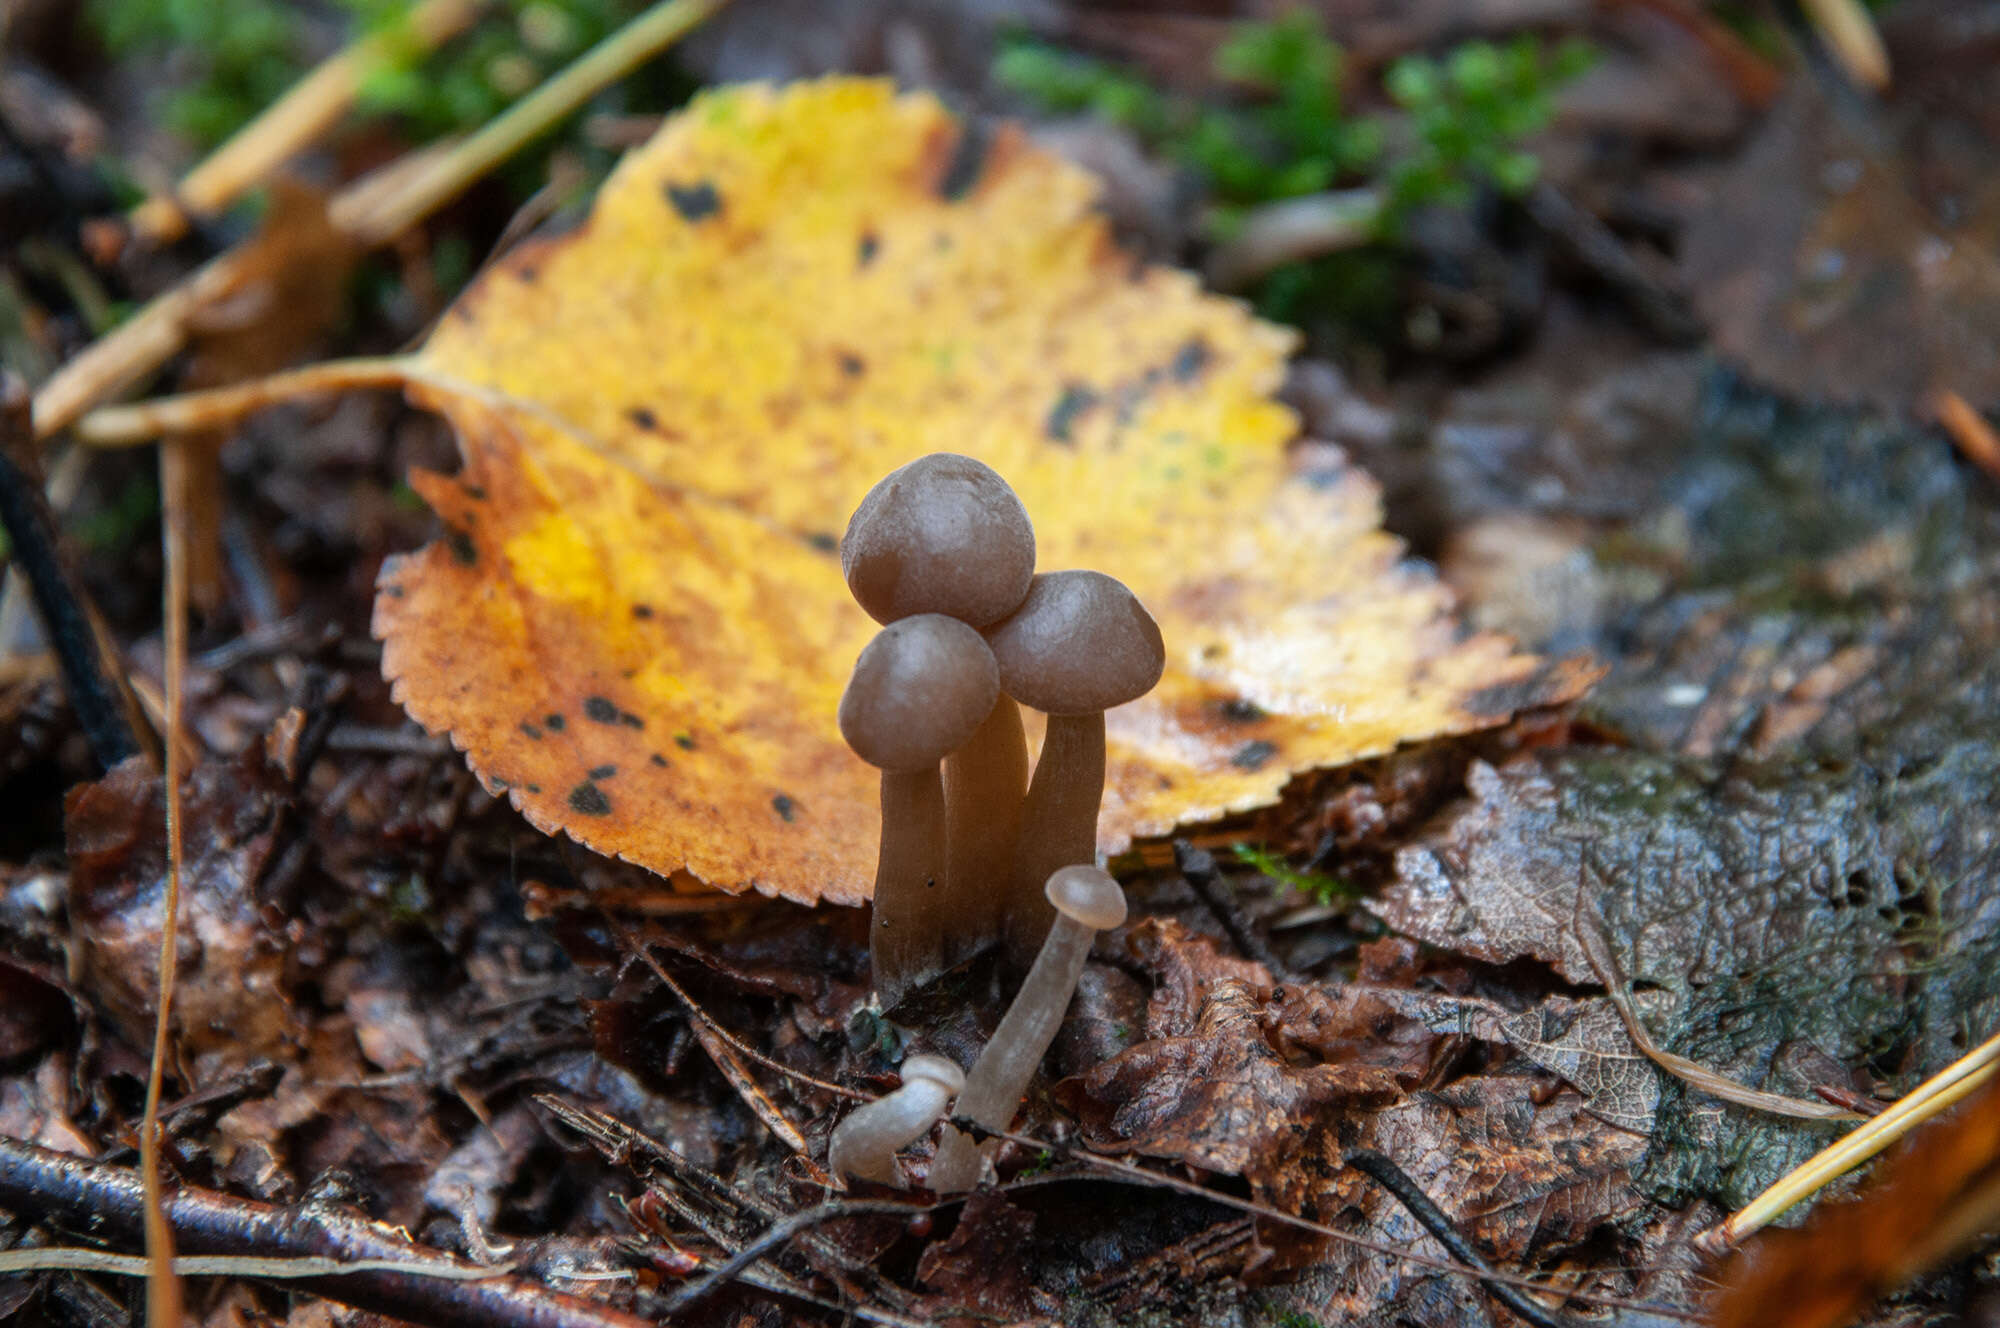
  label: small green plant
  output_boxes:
[89,0,302,147]
[996,11,1379,226]
[998,13,1587,236]
[996,12,1591,338]
[87,0,644,150]
[1231,843,1354,907]
[1379,34,1594,229]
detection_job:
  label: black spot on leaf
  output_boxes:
[1171,338,1212,382]
[1231,740,1279,772]
[628,406,659,431]
[675,733,696,751]
[1219,697,1268,723]
[568,782,612,815]
[772,793,797,822]
[520,722,543,740]
[838,352,865,377]
[857,231,879,267]
[806,531,838,554]
[445,529,477,565]
[632,603,654,619]
[584,696,620,724]
[545,713,565,731]
[650,753,669,767]
[665,180,721,221]
[1045,384,1097,444]
[588,764,618,780]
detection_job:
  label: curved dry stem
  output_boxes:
[942,694,1027,967]
[1004,711,1103,962]
[73,358,418,447]
[871,768,946,1009]
[929,914,1094,1192]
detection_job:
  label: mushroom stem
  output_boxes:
[943,694,1028,967]
[871,768,946,1008]
[930,866,1125,1193]
[829,1056,965,1189]
[1003,711,1104,961]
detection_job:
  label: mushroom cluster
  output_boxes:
[836,454,1165,1006]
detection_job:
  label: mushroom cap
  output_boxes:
[898,1054,967,1095]
[842,453,1037,627]
[984,571,1165,715]
[1044,865,1128,931]
[839,615,1000,771]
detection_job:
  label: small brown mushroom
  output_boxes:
[984,571,1164,958]
[841,453,1036,627]
[928,865,1128,1193]
[842,453,1039,974]
[839,614,999,1007]
[828,1054,967,1188]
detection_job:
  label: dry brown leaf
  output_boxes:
[373,78,1592,904]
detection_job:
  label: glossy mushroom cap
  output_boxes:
[1045,865,1128,931]
[842,454,1037,627]
[985,571,1165,715]
[840,615,1000,772]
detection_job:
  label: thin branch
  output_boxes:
[1345,1148,1569,1328]
[33,0,729,440]
[613,919,869,1102]
[1174,840,1288,978]
[1573,901,1859,1122]
[1700,1026,2000,1252]
[129,0,486,243]
[341,0,731,244]
[141,434,196,1328]
[0,1135,653,1328]
[0,374,151,769]
[964,1118,1704,1322]
[662,1199,927,1315]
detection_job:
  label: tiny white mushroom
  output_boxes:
[928,865,1128,1193]
[829,1055,968,1189]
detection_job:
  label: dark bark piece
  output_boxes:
[0,373,150,771]
[0,1134,653,1328]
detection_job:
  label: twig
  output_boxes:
[140,434,198,1328]
[0,1249,515,1280]
[964,1118,1703,1321]
[341,0,731,244]
[662,1199,927,1315]
[1345,1148,1570,1328]
[1800,0,1891,90]
[614,918,868,1102]
[1523,183,1703,345]
[0,1135,653,1328]
[1933,389,2000,483]
[1174,840,1288,978]
[1201,189,1380,292]
[129,0,486,244]
[0,373,149,769]
[1698,1026,2000,1252]
[33,0,728,440]
[73,357,418,446]
[1572,901,1860,1122]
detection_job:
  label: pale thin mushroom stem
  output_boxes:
[930,867,1123,1193]
[1004,711,1103,961]
[871,768,947,1008]
[943,694,1028,966]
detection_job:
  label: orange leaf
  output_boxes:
[373,78,1592,905]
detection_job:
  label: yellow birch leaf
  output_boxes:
[373,78,1594,905]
